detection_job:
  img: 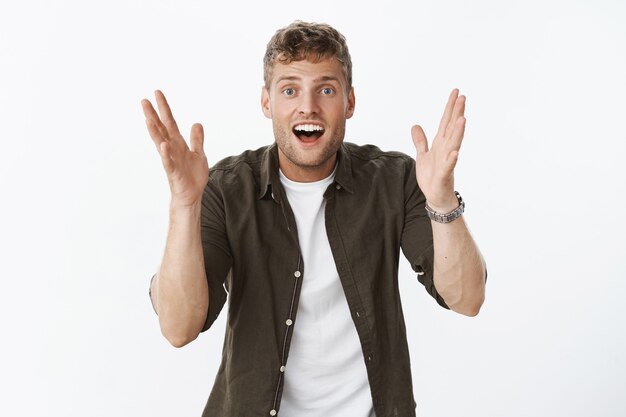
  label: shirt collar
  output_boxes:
[257,142,355,201]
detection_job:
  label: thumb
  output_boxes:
[411,125,429,158]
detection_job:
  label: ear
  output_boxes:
[345,87,356,119]
[261,86,272,119]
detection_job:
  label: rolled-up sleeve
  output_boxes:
[200,175,233,331]
[399,158,449,309]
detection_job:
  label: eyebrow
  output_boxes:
[275,75,342,84]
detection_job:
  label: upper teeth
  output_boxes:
[295,124,324,132]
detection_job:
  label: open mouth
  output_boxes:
[293,123,325,142]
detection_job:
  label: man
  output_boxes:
[142,21,485,417]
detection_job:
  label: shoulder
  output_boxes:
[208,145,271,187]
[210,145,269,174]
[343,142,415,172]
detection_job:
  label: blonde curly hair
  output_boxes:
[263,21,352,90]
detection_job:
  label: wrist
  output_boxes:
[425,193,459,213]
[169,199,202,216]
[425,191,465,224]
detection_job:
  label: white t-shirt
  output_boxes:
[279,169,375,417]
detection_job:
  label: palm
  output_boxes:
[142,90,209,207]
[411,89,466,211]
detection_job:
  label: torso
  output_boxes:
[279,169,375,417]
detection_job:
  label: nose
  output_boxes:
[297,90,320,115]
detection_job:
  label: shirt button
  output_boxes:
[280,366,285,372]
[294,271,301,278]
[286,319,293,326]
[270,410,277,416]
[336,184,341,190]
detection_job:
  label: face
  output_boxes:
[261,58,355,182]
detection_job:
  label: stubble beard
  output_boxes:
[273,122,345,171]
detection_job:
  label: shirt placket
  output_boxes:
[324,184,383,413]
[269,188,304,417]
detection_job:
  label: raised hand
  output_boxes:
[142,90,209,208]
[411,89,466,213]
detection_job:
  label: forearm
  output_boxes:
[152,201,208,347]
[431,215,485,316]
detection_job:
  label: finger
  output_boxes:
[159,141,175,175]
[446,116,466,153]
[445,95,466,139]
[144,118,166,150]
[141,98,170,140]
[155,90,181,136]
[411,125,429,158]
[189,123,205,155]
[436,88,459,137]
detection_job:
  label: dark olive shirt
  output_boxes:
[198,142,448,417]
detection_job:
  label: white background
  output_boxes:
[1,0,625,416]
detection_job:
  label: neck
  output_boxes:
[278,153,337,183]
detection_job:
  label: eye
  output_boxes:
[321,87,334,95]
[283,88,295,96]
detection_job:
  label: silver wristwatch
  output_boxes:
[425,191,465,223]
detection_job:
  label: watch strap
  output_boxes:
[425,191,465,223]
